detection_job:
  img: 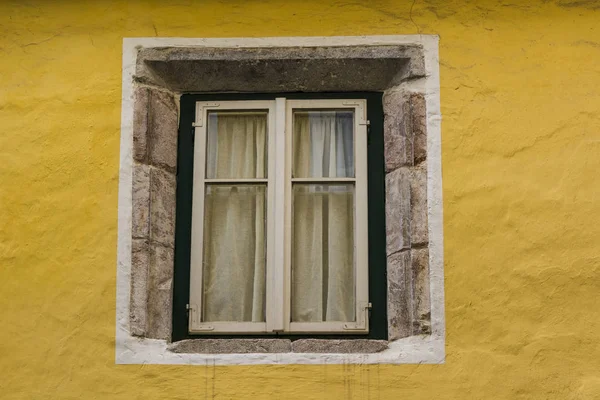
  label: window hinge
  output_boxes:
[187,303,215,332]
[343,302,371,331]
[187,304,215,331]
[359,120,370,126]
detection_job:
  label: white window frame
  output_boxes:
[188,98,370,335]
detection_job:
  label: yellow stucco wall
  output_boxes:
[1,0,599,398]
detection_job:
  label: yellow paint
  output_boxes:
[1,0,599,398]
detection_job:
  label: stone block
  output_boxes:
[387,250,412,340]
[149,167,176,247]
[132,87,149,163]
[404,48,426,80]
[411,248,431,335]
[410,93,427,164]
[410,164,428,245]
[132,163,150,239]
[383,91,413,172]
[291,339,388,354]
[385,167,411,255]
[168,339,292,354]
[146,244,174,340]
[147,89,178,173]
[130,239,149,336]
[136,45,424,92]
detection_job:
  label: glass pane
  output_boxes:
[291,184,355,322]
[206,111,268,179]
[292,110,354,178]
[202,184,267,322]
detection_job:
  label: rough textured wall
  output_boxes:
[1,0,599,398]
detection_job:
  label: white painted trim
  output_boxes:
[116,35,444,365]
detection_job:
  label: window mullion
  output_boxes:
[266,98,286,333]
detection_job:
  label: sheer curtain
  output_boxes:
[292,111,356,322]
[202,112,266,322]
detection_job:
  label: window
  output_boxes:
[118,36,443,363]
[173,93,387,340]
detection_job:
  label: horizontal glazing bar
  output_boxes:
[204,178,268,184]
[291,177,356,183]
[208,111,268,116]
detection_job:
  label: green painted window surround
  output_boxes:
[172,92,387,342]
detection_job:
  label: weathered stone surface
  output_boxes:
[411,248,431,335]
[385,167,411,255]
[404,48,426,81]
[291,339,388,354]
[386,164,429,249]
[147,89,178,173]
[136,45,425,92]
[383,90,413,172]
[149,167,176,247]
[132,163,150,239]
[387,250,412,340]
[146,244,174,340]
[410,164,428,245]
[130,239,149,337]
[410,92,427,165]
[168,339,292,354]
[387,247,432,339]
[132,87,149,162]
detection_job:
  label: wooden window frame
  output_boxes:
[173,92,387,341]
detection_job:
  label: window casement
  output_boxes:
[169,92,388,339]
[186,97,369,335]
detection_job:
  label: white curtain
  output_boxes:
[202,113,266,322]
[291,111,356,322]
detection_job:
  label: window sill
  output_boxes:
[116,332,444,364]
[167,339,389,354]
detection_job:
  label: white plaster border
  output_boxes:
[116,35,444,365]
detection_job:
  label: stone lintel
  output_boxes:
[139,45,423,62]
[135,45,425,92]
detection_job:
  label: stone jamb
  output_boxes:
[116,36,444,365]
